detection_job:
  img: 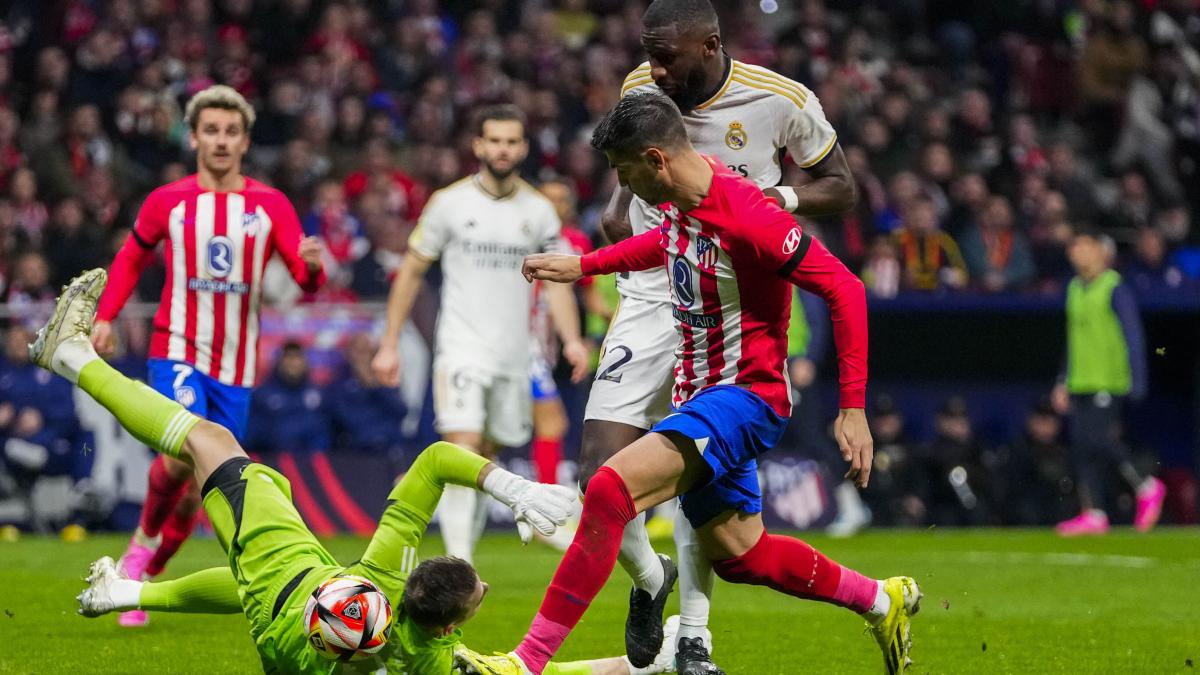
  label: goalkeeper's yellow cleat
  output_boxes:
[453,645,532,675]
[870,576,921,674]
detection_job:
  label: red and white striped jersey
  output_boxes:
[97,175,326,387]
[582,159,867,415]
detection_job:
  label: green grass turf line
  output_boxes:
[1,529,1197,673]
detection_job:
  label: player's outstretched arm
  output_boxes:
[544,281,591,383]
[372,251,432,387]
[362,443,578,573]
[764,145,858,218]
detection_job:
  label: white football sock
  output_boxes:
[674,510,714,644]
[439,484,477,564]
[653,497,678,521]
[863,581,891,626]
[113,579,143,611]
[51,335,99,384]
[617,512,664,594]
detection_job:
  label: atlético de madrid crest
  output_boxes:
[725,121,747,150]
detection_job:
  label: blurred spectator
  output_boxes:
[0,327,80,483]
[0,107,23,194]
[861,395,927,528]
[1001,399,1074,526]
[32,104,136,203]
[1028,191,1074,290]
[327,335,405,455]
[959,196,1036,291]
[861,235,901,298]
[1103,170,1156,240]
[4,251,54,310]
[8,168,47,248]
[891,196,968,292]
[343,138,427,227]
[920,397,996,526]
[1079,0,1148,154]
[244,341,331,454]
[44,198,104,289]
[1124,227,1190,293]
[1046,142,1099,223]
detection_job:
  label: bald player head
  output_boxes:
[641,0,727,113]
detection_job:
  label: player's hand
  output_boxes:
[298,236,323,271]
[835,408,874,488]
[511,482,577,544]
[371,345,401,388]
[522,253,583,283]
[484,468,578,544]
[562,339,591,383]
[91,320,116,357]
[1051,383,1070,414]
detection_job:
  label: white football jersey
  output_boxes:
[617,59,838,302]
[408,175,561,374]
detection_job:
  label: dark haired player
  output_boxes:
[580,2,859,671]
[372,104,590,566]
[456,92,919,675]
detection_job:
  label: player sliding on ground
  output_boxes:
[32,269,678,675]
[454,92,921,675]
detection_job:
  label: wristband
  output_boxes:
[776,186,800,212]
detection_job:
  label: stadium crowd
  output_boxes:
[0,0,1197,531]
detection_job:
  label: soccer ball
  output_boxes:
[304,575,393,661]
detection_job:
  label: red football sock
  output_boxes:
[145,487,200,577]
[712,530,878,613]
[514,466,636,673]
[531,436,562,485]
[138,456,190,538]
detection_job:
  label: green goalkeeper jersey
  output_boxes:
[201,442,488,674]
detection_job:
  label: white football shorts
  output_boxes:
[432,358,533,448]
[583,296,677,430]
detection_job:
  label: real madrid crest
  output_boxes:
[725,121,747,150]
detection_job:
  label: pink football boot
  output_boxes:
[1056,510,1110,536]
[115,537,156,626]
[1134,477,1166,532]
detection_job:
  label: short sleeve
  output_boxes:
[782,89,838,170]
[407,193,450,260]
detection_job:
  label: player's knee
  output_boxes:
[183,420,244,461]
[710,535,772,585]
[582,466,636,523]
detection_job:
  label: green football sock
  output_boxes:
[542,661,595,675]
[77,359,199,458]
[138,567,243,614]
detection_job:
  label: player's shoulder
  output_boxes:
[621,61,656,96]
[241,177,288,201]
[728,60,814,112]
[516,179,554,207]
[147,175,200,201]
[428,176,475,203]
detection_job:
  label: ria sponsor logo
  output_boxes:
[672,306,719,328]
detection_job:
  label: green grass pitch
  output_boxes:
[1,529,1197,673]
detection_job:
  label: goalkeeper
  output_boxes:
[36,270,674,675]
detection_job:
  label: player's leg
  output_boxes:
[532,397,567,486]
[79,558,242,617]
[1058,395,1113,535]
[581,298,680,665]
[433,359,490,562]
[143,377,254,576]
[116,359,209,625]
[671,511,717,672]
[531,356,567,486]
[698,509,920,675]
[512,430,708,674]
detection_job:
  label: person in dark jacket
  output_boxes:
[244,341,331,454]
[327,334,406,455]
